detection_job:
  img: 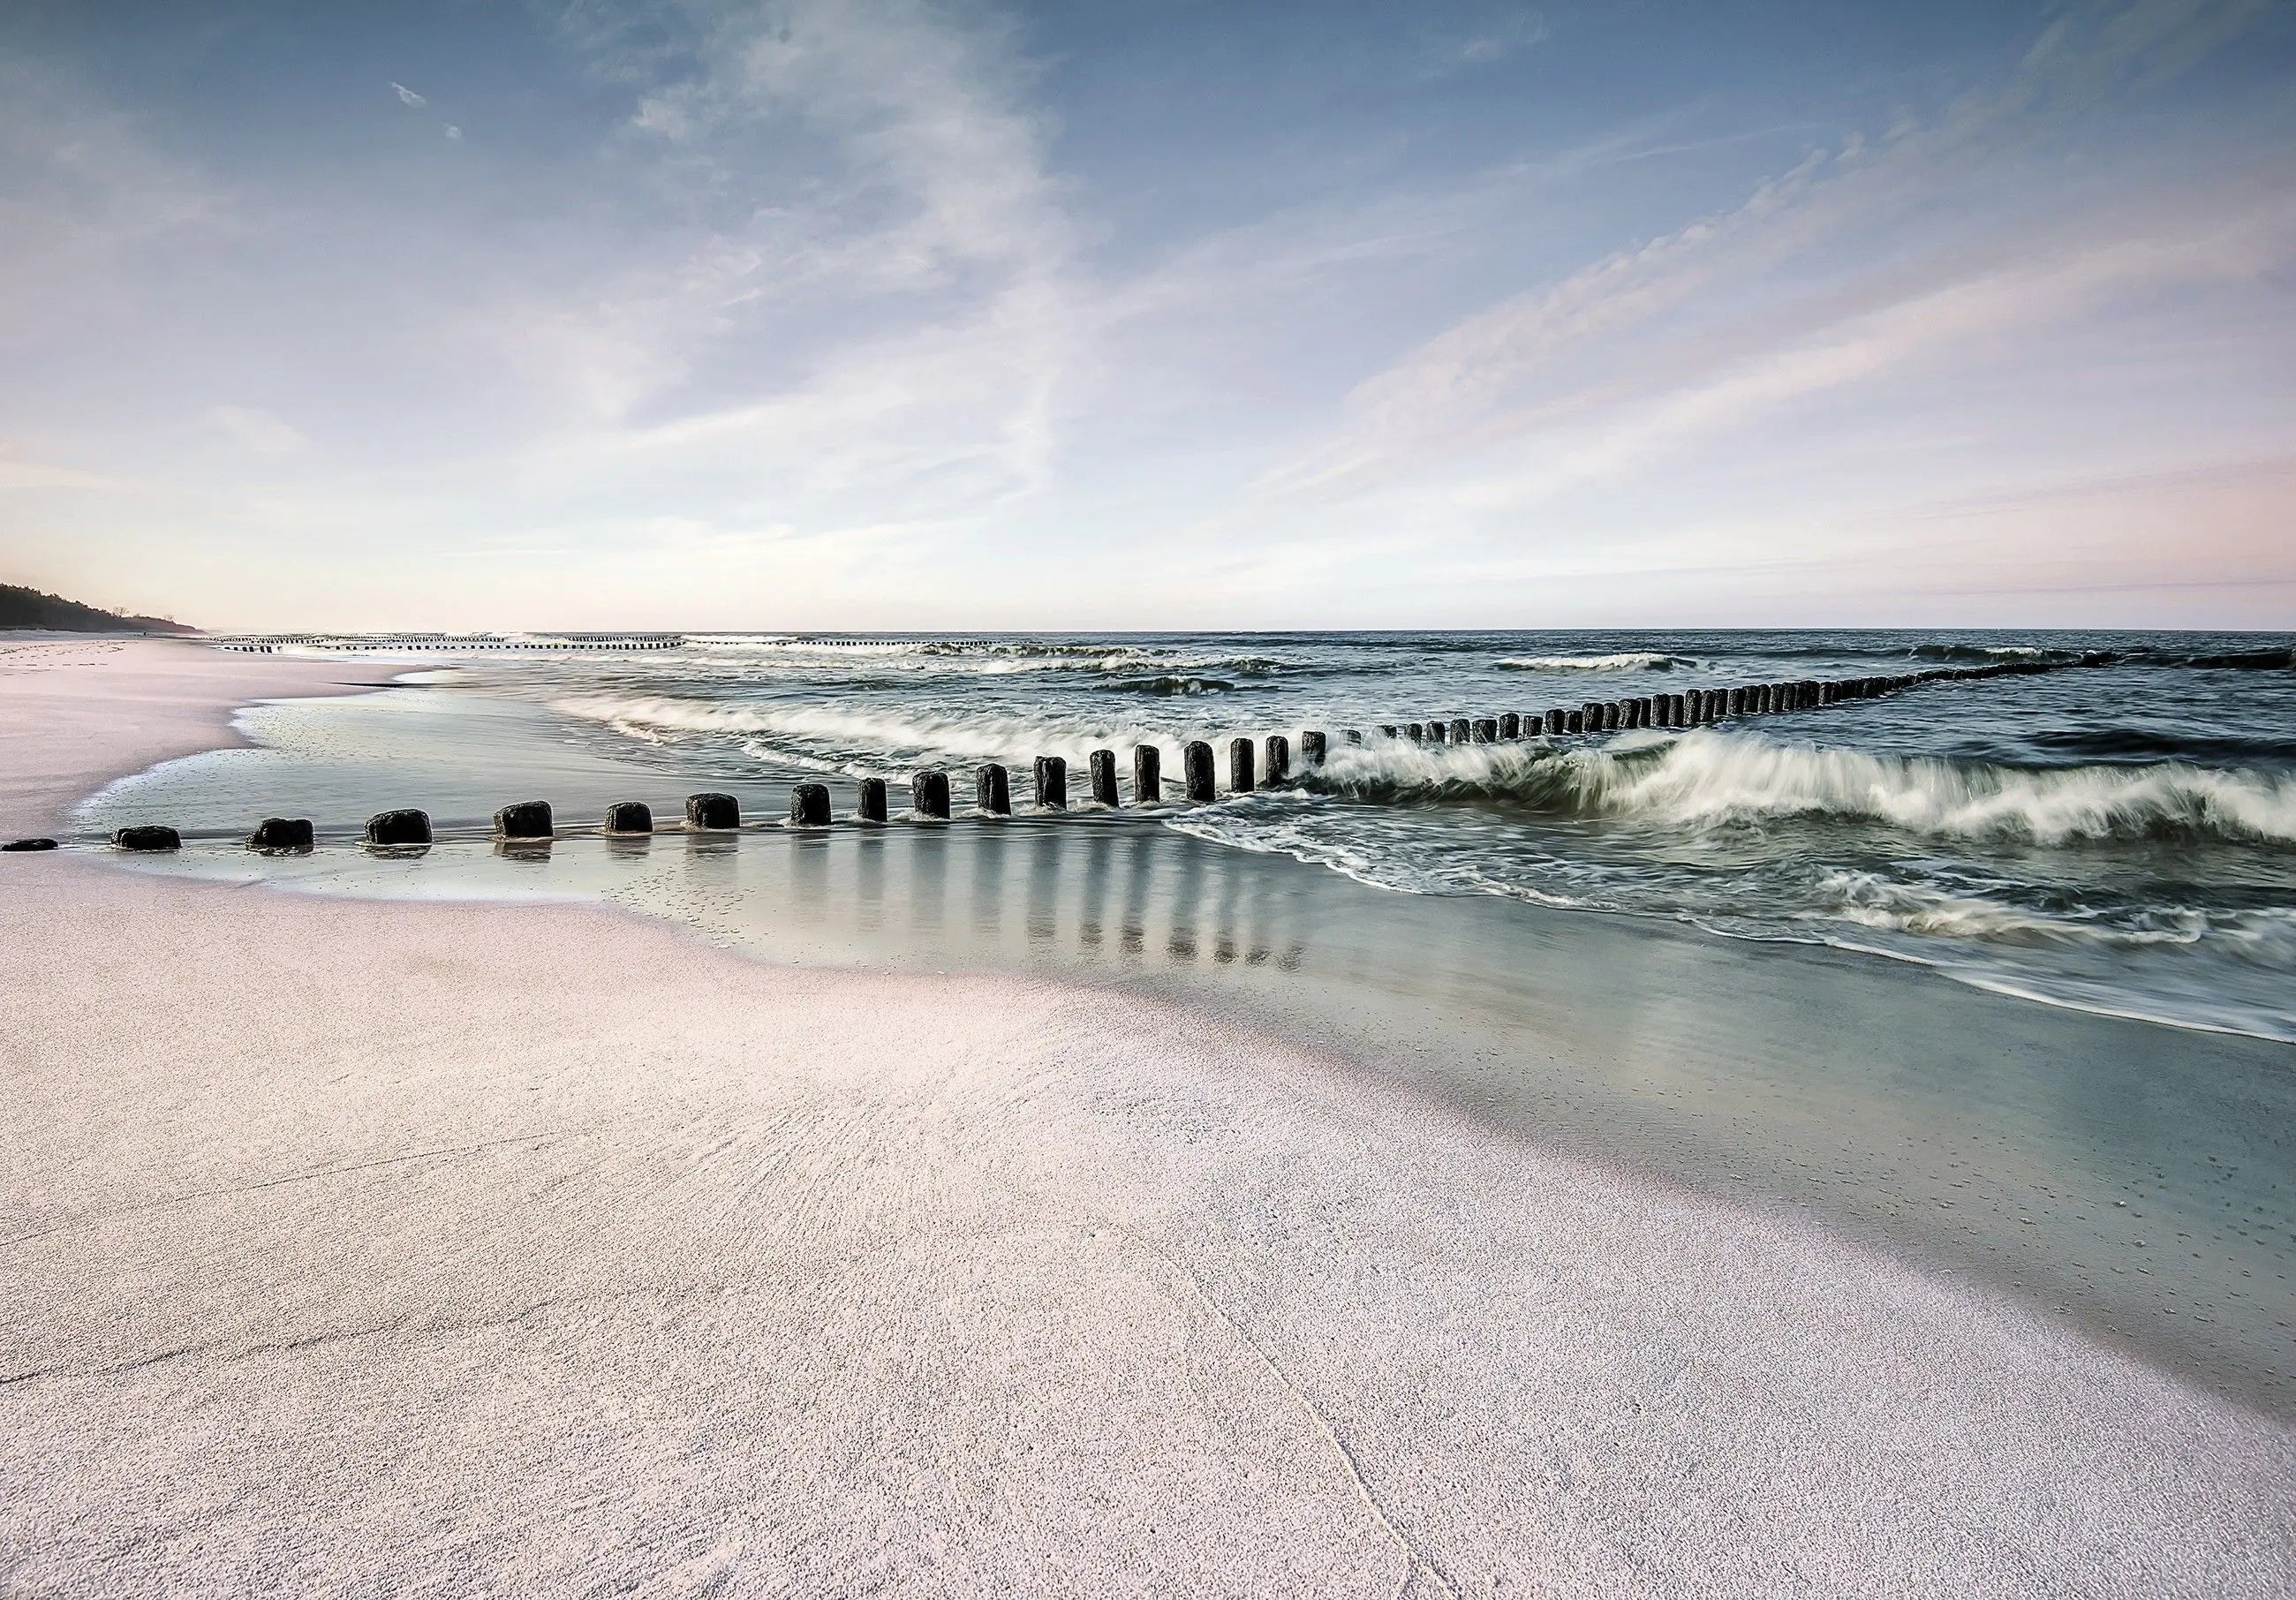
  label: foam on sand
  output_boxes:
[2,642,2292,1596]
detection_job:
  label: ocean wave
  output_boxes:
[1496,653,1691,672]
[1104,675,1238,696]
[1808,872,2214,949]
[553,691,1226,768]
[1312,729,2296,844]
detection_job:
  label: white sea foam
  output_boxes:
[552,691,1267,772]
[1317,729,2296,845]
[1496,652,1690,672]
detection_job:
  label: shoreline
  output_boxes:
[4,640,2293,1596]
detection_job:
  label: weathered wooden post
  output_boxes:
[1377,725,1398,739]
[113,825,181,852]
[1183,741,1216,802]
[1228,736,1256,792]
[1426,721,1447,744]
[857,778,888,823]
[1602,702,1621,732]
[1035,755,1069,810]
[366,809,431,847]
[1580,702,1602,732]
[789,783,831,826]
[1301,730,1328,765]
[1265,734,1290,782]
[603,803,652,836]
[1545,709,1566,736]
[1726,688,1745,716]
[1405,722,1424,742]
[1132,745,1161,804]
[1499,713,1520,739]
[1471,718,1496,743]
[1449,718,1472,744]
[976,764,1011,815]
[1088,748,1120,805]
[912,769,951,819]
[686,793,739,831]
[247,817,315,853]
[495,800,552,840]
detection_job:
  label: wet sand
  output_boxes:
[4,640,2293,1596]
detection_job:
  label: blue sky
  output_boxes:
[2,0,2292,630]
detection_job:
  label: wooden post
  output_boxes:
[686,793,739,831]
[1427,721,1447,744]
[1473,718,1497,743]
[857,778,888,823]
[113,825,181,852]
[1545,709,1566,736]
[494,800,552,840]
[1183,740,1215,802]
[603,802,652,835]
[1301,730,1328,765]
[1132,745,1161,804]
[1602,703,1621,732]
[366,809,431,847]
[789,783,831,826]
[1035,755,1069,810]
[1404,722,1424,742]
[1265,734,1290,782]
[976,764,1011,815]
[912,769,951,819]
[247,818,315,853]
[1449,718,1471,743]
[1088,748,1120,805]
[1228,736,1255,792]
[1499,713,1520,739]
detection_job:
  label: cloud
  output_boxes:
[203,404,309,458]
[1255,0,2277,509]
[444,125,462,141]
[1446,11,1549,69]
[390,81,427,108]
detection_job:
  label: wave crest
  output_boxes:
[1496,653,1692,672]
[1314,730,2296,844]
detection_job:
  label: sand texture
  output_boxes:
[3,643,2292,1597]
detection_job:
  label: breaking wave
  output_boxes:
[1497,653,1693,672]
[1311,729,2296,845]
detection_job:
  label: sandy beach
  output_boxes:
[4,638,2293,1597]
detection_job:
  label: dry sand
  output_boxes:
[3,639,2292,1597]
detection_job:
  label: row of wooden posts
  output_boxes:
[57,658,2084,854]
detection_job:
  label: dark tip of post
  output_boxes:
[1545,709,1565,736]
[1426,721,1448,745]
[247,817,315,853]
[603,802,653,836]
[1301,730,1328,765]
[112,825,181,853]
[366,809,431,847]
[1343,729,1363,745]
[1264,734,1290,782]
[857,777,888,823]
[685,792,740,831]
[1567,709,1585,734]
[912,769,951,820]
[1472,718,1497,743]
[1183,740,1215,803]
[789,783,830,827]
[1088,748,1119,806]
[1131,745,1161,805]
[494,800,553,840]
[1228,736,1256,793]
[976,764,1011,815]
[1499,713,1520,740]
[1034,754,1069,810]
[2,837,59,851]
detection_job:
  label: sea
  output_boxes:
[95,626,2296,1041]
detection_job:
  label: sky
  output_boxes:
[2,0,2292,632]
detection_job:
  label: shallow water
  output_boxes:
[173,626,2296,1040]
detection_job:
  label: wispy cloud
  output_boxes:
[1253,0,2279,509]
[390,81,427,109]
